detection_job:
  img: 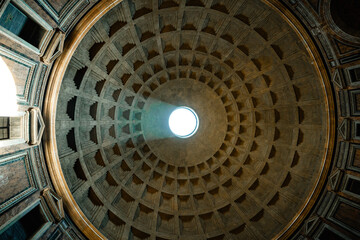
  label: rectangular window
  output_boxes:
[345,177,360,196]
[0,0,52,53]
[318,227,345,240]
[0,3,46,48]
[0,117,10,140]
[350,67,360,83]
[355,122,360,139]
[0,204,49,240]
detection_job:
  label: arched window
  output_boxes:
[0,56,18,117]
[0,57,44,148]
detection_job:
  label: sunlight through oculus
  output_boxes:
[169,107,199,138]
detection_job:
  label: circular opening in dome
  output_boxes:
[169,107,199,138]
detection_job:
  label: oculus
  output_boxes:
[168,106,199,138]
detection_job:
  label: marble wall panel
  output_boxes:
[0,150,37,213]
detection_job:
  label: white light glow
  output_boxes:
[169,107,199,138]
[0,57,18,116]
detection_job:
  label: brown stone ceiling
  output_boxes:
[55,0,330,239]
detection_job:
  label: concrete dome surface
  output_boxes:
[53,0,333,239]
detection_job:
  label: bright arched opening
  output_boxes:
[0,57,18,116]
